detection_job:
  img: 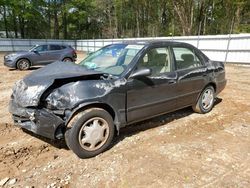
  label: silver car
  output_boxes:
[4,44,77,70]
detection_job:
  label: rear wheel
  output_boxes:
[65,108,114,158]
[192,86,215,114]
[17,59,30,70]
[63,57,73,62]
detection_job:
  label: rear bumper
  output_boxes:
[216,79,227,95]
[9,99,64,139]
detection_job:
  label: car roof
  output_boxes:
[35,43,70,46]
[113,40,194,47]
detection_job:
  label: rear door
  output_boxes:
[126,45,178,123]
[47,45,64,63]
[172,46,209,108]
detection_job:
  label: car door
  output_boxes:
[172,46,209,108]
[126,46,178,123]
[47,45,63,63]
[29,45,49,65]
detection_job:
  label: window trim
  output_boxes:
[49,44,62,51]
[35,45,48,52]
[135,45,174,77]
[171,46,205,71]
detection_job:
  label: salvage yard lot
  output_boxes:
[0,52,250,187]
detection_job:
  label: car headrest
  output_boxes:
[181,54,194,62]
[153,53,167,65]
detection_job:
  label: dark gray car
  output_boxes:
[9,41,226,158]
[4,44,77,70]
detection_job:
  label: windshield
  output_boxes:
[79,44,144,76]
[29,45,38,52]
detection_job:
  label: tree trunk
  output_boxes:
[12,9,18,38]
[136,9,140,37]
[48,0,51,39]
[3,5,9,38]
[54,9,59,39]
[18,15,25,38]
[62,0,68,39]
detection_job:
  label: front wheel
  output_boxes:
[17,59,30,70]
[65,108,114,158]
[192,86,215,114]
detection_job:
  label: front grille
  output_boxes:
[13,114,30,123]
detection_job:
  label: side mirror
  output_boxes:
[33,49,38,54]
[130,67,152,79]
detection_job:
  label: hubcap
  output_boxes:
[78,117,109,151]
[202,88,214,110]
[63,58,71,62]
[19,60,29,70]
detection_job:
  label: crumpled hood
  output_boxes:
[12,61,103,107]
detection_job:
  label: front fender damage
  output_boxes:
[9,99,64,139]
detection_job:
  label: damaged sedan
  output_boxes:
[9,41,226,158]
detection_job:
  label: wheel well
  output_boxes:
[206,82,216,92]
[194,82,217,105]
[16,58,31,68]
[70,103,116,122]
[63,57,73,61]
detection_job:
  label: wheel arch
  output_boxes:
[195,82,217,104]
[65,102,118,132]
[62,57,73,62]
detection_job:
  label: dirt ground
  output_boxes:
[0,52,249,188]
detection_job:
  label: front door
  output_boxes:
[47,44,63,63]
[29,44,50,65]
[126,46,177,123]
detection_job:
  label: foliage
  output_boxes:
[0,0,249,39]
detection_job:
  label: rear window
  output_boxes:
[60,45,67,49]
[50,45,62,51]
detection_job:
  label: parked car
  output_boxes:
[9,41,226,158]
[4,44,77,70]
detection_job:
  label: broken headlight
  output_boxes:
[45,89,70,110]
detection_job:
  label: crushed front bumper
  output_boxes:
[9,99,65,139]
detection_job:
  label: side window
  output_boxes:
[138,47,171,76]
[50,45,62,51]
[173,47,202,70]
[35,45,48,52]
[60,45,67,49]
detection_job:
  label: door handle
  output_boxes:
[168,80,176,84]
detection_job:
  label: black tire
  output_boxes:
[16,59,30,70]
[65,108,114,158]
[62,57,73,62]
[192,86,215,114]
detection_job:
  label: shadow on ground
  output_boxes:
[111,97,222,147]
[21,98,222,152]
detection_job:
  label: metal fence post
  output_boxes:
[74,39,77,50]
[224,35,231,63]
[225,16,235,63]
[29,39,31,49]
[11,38,14,51]
[87,40,89,53]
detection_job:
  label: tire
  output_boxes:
[65,108,114,158]
[192,86,215,114]
[16,59,30,70]
[62,57,73,62]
